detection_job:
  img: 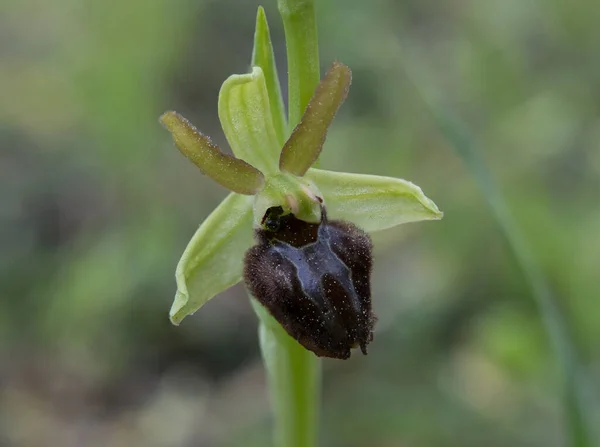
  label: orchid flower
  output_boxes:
[160,15,442,335]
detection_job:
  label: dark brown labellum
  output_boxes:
[244,206,375,359]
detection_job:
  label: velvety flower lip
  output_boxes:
[160,17,442,326]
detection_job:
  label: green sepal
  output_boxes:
[252,6,287,146]
[160,111,265,195]
[305,168,443,232]
[218,67,281,176]
[279,62,351,176]
[170,192,255,324]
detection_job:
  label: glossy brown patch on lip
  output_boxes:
[244,207,375,359]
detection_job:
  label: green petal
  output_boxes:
[170,193,255,324]
[305,168,443,232]
[160,111,265,195]
[252,6,287,146]
[218,67,281,175]
[279,62,351,176]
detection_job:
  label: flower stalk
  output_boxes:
[253,300,320,447]
[253,2,321,446]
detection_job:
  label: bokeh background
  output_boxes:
[1,0,599,445]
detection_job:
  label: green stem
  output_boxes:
[252,299,320,447]
[248,2,322,447]
[277,0,320,130]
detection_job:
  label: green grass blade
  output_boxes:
[405,72,594,446]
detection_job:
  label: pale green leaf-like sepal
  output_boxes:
[170,193,255,324]
[161,111,265,195]
[218,67,281,175]
[252,6,287,146]
[306,168,443,232]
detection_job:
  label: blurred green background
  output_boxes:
[1,0,599,446]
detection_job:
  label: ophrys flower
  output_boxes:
[160,15,442,359]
